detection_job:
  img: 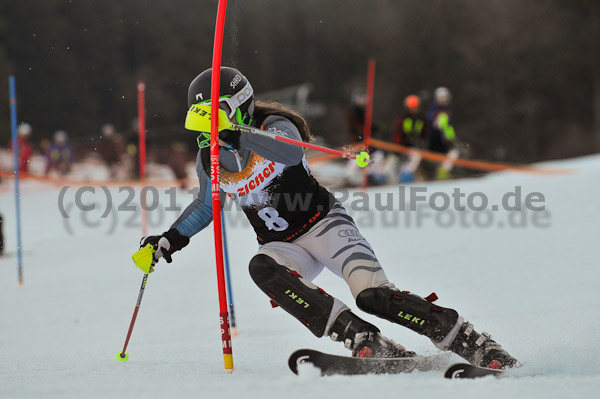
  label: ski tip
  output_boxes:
[444,363,504,379]
[288,349,318,376]
[289,350,324,378]
[444,363,468,379]
[288,349,303,375]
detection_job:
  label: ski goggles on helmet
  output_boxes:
[194,80,254,149]
[196,80,254,124]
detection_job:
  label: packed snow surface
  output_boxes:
[1,155,599,398]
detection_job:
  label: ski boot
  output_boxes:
[329,310,416,359]
[448,322,518,369]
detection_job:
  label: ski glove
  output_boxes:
[140,228,190,265]
[218,129,241,149]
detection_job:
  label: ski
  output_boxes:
[444,363,504,379]
[288,348,449,376]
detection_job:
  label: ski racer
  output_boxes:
[137,67,517,369]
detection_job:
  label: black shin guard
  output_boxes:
[356,286,459,342]
[249,254,335,337]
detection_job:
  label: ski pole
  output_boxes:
[185,105,371,168]
[221,209,237,337]
[117,273,148,361]
[117,244,155,361]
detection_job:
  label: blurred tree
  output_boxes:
[588,1,600,151]
[0,0,597,162]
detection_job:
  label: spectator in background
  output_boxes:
[45,130,73,176]
[426,87,458,180]
[11,123,33,173]
[39,138,51,161]
[126,118,140,179]
[346,89,367,143]
[367,150,389,185]
[98,124,125,178]
[168,141,189,190]
[394,95,427,148]
[394,95,428,183]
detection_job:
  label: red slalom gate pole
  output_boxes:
[210,0,233,373]
[361,58,376,189]
[363,59,376,146]
[138,81,147,236]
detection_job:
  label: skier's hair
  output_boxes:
[253,101,313,143]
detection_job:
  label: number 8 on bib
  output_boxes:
[258,207,289,231]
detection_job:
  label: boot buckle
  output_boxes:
[475,331,491,347]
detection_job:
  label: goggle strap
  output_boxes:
[200,80,254,120]
[226,79,253,111]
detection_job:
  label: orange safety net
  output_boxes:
[367,138,571,176]
[0,137,570,187]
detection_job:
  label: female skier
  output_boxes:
[139,67,517,369]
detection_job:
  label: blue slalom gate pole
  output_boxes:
[221,209,237,336]
[9,76,24,287]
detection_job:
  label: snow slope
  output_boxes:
[1,155,599,399]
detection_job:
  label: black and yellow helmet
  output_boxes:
[187,66,255,126]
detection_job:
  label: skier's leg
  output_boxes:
[295,205,517,368]
[249,241,338,338]
[249,242,413,357]
[292,204,394,299]
[356,287,518,368]
[284,205,418,358]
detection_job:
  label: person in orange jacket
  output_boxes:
[394,95,428,182]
